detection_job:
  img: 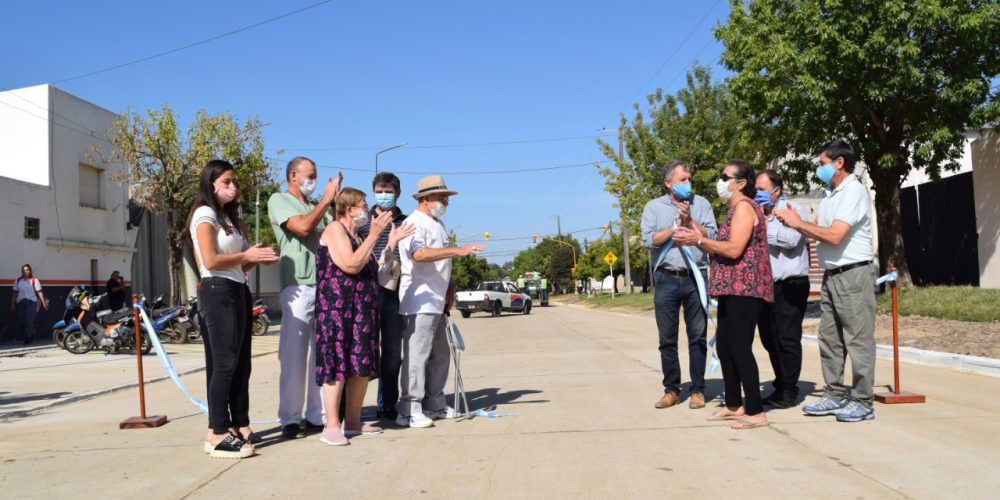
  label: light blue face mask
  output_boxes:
[671,182,693,201]
[816,162,836,185]
[374,192,396,209]
[754,188,778,208]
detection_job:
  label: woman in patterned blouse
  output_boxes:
[673,159,774,430]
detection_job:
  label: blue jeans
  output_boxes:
[16,300,38,343]
[376,289,404,412]
[653,270,708,394]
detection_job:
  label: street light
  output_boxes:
[375,142,407,174]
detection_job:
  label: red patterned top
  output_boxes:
[708,199,774,302]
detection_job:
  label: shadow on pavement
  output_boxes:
[0,391,72,406]
[463,388,547,408]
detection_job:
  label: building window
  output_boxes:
[24,217,40,239]
[79,164,102,208]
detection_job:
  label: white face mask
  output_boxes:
[298,177,317,197]
[352,209,369,227]
[431,202,447,218]
[716,179,734,201]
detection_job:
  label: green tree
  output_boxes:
[105,106,275,303]
[451,255,498,291]
[715,0,1000,285]
[597,64,766,287]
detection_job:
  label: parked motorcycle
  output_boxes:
[251,299,270,336]
[185,296,203,342]
[146,295,192,344]
[61,286,151,355]
[51,297,82,347]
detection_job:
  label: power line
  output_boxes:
[274,133,617,152]
[611,0,723,121]
[51,0,335,84]
[287,159,614,176]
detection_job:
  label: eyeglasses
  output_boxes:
[718,172,743,182]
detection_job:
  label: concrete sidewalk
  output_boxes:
[1,304,998,499]
[0,330,279,421]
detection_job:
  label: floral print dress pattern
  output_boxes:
[708,199,774,303]
[315,224,380,385]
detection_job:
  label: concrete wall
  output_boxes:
[0,85,138,336]
[971,130,1000,288]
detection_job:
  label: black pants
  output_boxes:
[198,277,252,434]
[758,277,810,399]
[716,295,765,415]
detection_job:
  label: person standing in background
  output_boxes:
[10,264,47,345]
[754,170,811,409]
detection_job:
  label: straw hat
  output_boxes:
[412,175,458,200]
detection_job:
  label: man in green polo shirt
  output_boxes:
[268,156,340,439]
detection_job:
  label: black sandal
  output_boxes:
[241,430,262,444]
[209,433,254,459]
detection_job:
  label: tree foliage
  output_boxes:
[597,64,768,268]
[509,235,581,293]
[715,0,1000,285]
[451,255,498,291]
[104,106,275,303]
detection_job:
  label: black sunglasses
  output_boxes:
[718,172,744,182]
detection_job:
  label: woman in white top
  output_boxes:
[10,264,47,345]
[186,160,278,459]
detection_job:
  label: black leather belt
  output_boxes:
[824,260,872,277]
[775,276,809,283]
[656,267,704,277]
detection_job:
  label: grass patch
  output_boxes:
[877,286,1000,323]
[580,292,655,312]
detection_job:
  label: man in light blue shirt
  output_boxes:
[775,139,877,423]
[641,161,717,410]
[754,170,810,409]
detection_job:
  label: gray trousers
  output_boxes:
[819,263,877,406]
[396,314,450,416]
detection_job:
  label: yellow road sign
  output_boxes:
[603,251,618,266]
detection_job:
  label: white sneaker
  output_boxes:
[395,413,434,428]
[423,406,457,420]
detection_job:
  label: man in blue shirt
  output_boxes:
[754,170,810,409]
[775,139,877,423]
[641,161,717,410]
[359,172,410,420]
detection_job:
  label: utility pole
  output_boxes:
[254,187,261,300]
[556,215,561,237]
[617,127,633,293]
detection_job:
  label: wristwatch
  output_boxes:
[696,237,703,247]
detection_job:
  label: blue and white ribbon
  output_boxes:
[875,271,898,286]
[654,240,721,373]
[137,306,208,414]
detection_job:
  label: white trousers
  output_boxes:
[277,285,325,426]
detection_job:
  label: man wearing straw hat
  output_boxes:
[395,175,485,428]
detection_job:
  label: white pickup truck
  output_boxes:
[455,280,532,318]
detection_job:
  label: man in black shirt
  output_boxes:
[107,271,127,310]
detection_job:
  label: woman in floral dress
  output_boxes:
[314,187,412,446]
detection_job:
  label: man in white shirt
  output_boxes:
[775,139,877,423]
[10,264,47,345]
[755,170,811,409]
[395,176,484,428]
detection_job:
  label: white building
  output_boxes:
[0,84,139,335]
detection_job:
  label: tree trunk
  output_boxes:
[868,167,913,287]
[166,209,183,306]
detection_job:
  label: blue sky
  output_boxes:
[3,0,731,263]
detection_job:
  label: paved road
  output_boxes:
[1,303,998,499]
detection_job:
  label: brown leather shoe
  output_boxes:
[655,392,680,409]
[689,392,705,409]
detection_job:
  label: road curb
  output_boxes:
[801,335,1000,379]
[570,303,1000,379]
[0,347,278,422]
